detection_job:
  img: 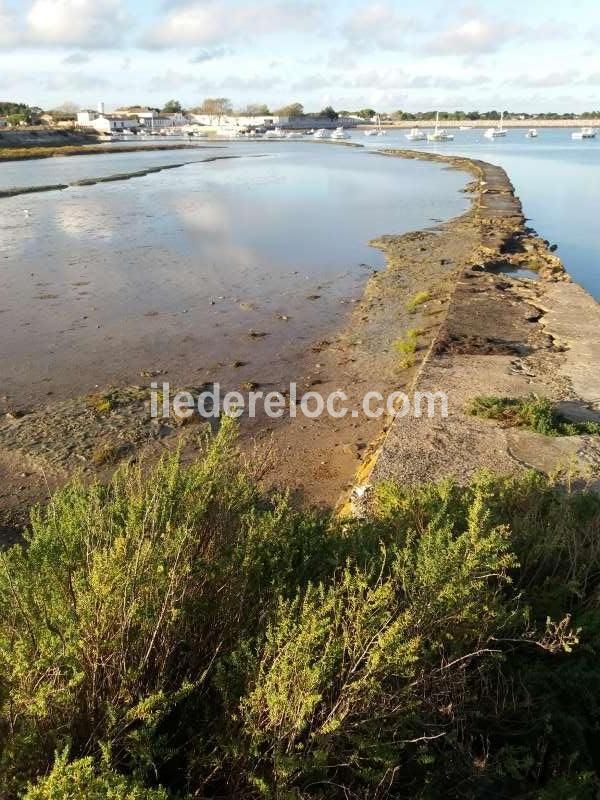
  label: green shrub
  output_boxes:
[241,485,517,791]
[2,422,600,798]
[23,750,169,800]
[468,394,600,436]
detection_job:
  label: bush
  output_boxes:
[1,423,600,798]
[23,750,169,799]
[241,486,517,793]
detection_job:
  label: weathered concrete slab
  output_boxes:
[354,152,600,504]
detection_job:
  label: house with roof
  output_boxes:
[76,109,138,134]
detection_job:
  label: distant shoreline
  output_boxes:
[360,119,600,129]
[0,142,220,163]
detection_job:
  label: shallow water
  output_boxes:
[355,127,600,299]
[0,144,226,189]
[0,142,467,405]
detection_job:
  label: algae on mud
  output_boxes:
[0,142,214,162]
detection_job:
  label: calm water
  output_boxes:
[0,142,467,404]
[352,127,600,298]
[0,144,225,188]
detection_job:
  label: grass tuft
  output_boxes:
[406,290,430,313]
[393,327,422,368]
[468,394,600,436]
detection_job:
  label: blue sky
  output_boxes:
[0,0,598,112]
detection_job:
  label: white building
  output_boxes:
[0,117,7,128]
[114,108,190,130]
[76,109,138,134]
[189,113,288,129]
[95,116,138,134]
[76,109,100,126]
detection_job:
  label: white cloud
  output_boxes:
[189,46,230,63]
[290,73,337,92]
[326,46,358,70]
[505,71,580,89]
[62,51,90,64]
[427,15,520,55]
[143,0,321,48]
[341,2,419,50]
[26,0,127,47]
[148,69,282,94]
[44,70,110,90]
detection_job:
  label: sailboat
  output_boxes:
[406,127,426,141]
[365,114,386,136]
[426,112,454,142]
[331,126,350,139]
[484,111,508,139]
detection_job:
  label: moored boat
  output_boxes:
[426,112,454,142]
[406,127,426,141]
[572,127,596,140]
[484,111,508,139]
[264,127,286,139]
[330,126,350,140]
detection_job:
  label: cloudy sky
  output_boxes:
[1,0,598,112]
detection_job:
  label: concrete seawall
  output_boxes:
[349,149,600,510]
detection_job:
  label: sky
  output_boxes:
[0,0,599,113]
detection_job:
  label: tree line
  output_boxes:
[3,99,600,126]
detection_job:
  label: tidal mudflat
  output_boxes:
[0,142,471,528]
[0,142,467,408]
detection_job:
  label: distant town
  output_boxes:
[1,99,600,137]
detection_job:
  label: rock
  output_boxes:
[139,369,165,378]
[6,409,28,420]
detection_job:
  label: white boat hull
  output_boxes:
[572,129,596,140]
